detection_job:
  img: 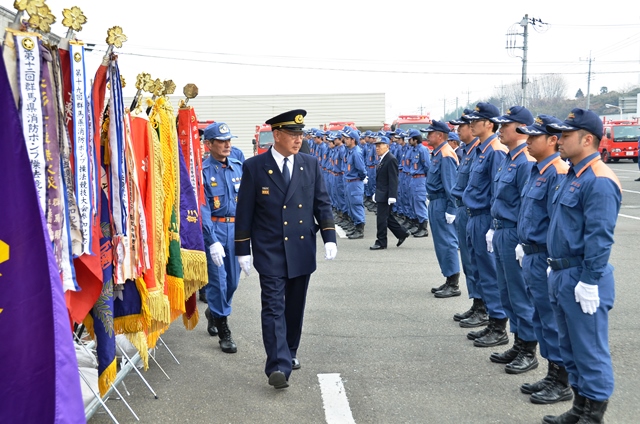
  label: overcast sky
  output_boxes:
[3,0,640,121]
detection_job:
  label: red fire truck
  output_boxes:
[599,118,639,163]
[324,121,357,131]
[252,124,273,156]
[391,114,432,142]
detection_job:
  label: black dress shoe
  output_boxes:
[431,282,446,294]
[370,243,386,250]
[204,308,218,337]
[396,232,410,247]
[268,371,289,389]
[292,358,301,370]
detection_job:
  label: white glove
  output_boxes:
[209,242,225,267]
[388,197,396,205]
[372,194,376,203]
[574,282,600,315]
[363,176,369,185]
[445,213,456,224]
[547,266,551,277]
[485,229,494,253]
[515,244,524,267]
[237,255,251,277]
[324,242,337,260]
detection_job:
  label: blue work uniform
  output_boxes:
[201,156,243,318]
[410,143,430,224]
[462,134,508,319]
[230,146,245,163]
[365,143,377,197]
[401,144,413,217]
[344,145,366,225]
[426,141,460,277]
[452,138,480,299]
[518,152,568,365]
[335,144,347,214]
[490,143,536,340]
[547,152,621,402]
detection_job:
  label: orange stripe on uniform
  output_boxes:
[590,160,622,191]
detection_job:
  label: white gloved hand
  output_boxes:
[515,244,525,267]
[363,176,369,185]
[324,242,337,260]
[485,229,495,253]
[237,255,252,277]
[574,282,600,315]
[547,266,551,277]
[388,197,396,205]
[209,242,226,267]
[372,194,376,203]
[445,213,456,224]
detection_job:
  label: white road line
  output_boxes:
[619,213,640,221]
[335,226,347,238]
[318,373,356,424]
[622,189,640,195]
[613,169,640,174]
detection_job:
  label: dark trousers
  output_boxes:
[375,201,406,247]
[259,274,310,379]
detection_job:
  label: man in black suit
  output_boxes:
[234,109,337,390]
[370,136,411,250]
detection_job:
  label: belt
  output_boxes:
[346,178,360,183]
[211,216,235,223]
[428,192,445,200]
[454,198,464,208]
[412,174,426,178]
[492,218,516,229]
[547,256,583,270]
[336,172,344,175]
[522,243,547,254]
[368,165,376,168]
[466,208,490,217]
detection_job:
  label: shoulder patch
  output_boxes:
[591,160,621,190]
[552,160,569,175]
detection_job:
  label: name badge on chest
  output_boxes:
[262,187,270,195]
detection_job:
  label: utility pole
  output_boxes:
[443,98,446,119]
[455,97,459,115]
[580,52,594,109]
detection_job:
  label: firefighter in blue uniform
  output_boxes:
[515,114,573,405]
[486,106,538,373]
[422,121,460,296]
[461,102,509,347]
[407,129,430,237]
[234,109,337,390]
[448,111,485,326]
[364,131,378,211]
[201,122,244,354]
[542,109,621,424]
[342,126,367,239]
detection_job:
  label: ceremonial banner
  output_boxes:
[0,51,85,424]
[14,31,46,213]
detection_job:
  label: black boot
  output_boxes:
[490,333,523,364]
[521,360,558,394]
[505,340,538,374]
[412,221,429,237]
[454,298,481,322]
[348,223,365,239]
[473,317,509,347]
[198,288,207,303]
[460,301,489,328]
[408,219,420,234]
[577,399,608,424]
[434,273,461,298]
[431,282,447,294]
[531,363,573,404]
[543,387,585,423]
[467,325,491,341]
[204,308,218,337]
[214,316,237,353]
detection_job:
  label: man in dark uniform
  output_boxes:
[370,136,410,250]
[234,109,337,390]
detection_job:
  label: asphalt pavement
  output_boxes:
[90,161,640,424]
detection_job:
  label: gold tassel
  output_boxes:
[147,290,171,324]
[180,248,207,298]
[165,274,186,318]
[135,277,152,330]
[98,358,117,397]
[82,314,95,340]
[182,311,199,331]
[124,331,149,371]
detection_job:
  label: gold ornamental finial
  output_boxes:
[163,80,176,95]
[13,0,43,13]
[135,72,151,91]
[61,6,87,32]
[27,3,55,33]
[151,78,164,97]
[182,83,198,107]
[106,26,127,48]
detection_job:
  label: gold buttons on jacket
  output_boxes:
[284,221,288,225]
[298,204,302,208]
[283,205,287,209]
[299,220,303,224]
[284,237,288,241]
[300,236,304,239]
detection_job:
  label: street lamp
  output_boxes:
[605,104,623,120]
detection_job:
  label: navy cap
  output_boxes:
[266,109,306,132]
[490,105,534,125]
[373,136,390,145]
[363,130,374,137]
[449,108,474,125]
[340,126,360,143]
[404,128,422,139]
[326,131,337,141]
[516,114,563,136]
[203,122,237,141]
[465,102,501,120]
[314,129,326,137]
[448,132,460,142]
[421,120,450,134]
[546,108,603,138]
